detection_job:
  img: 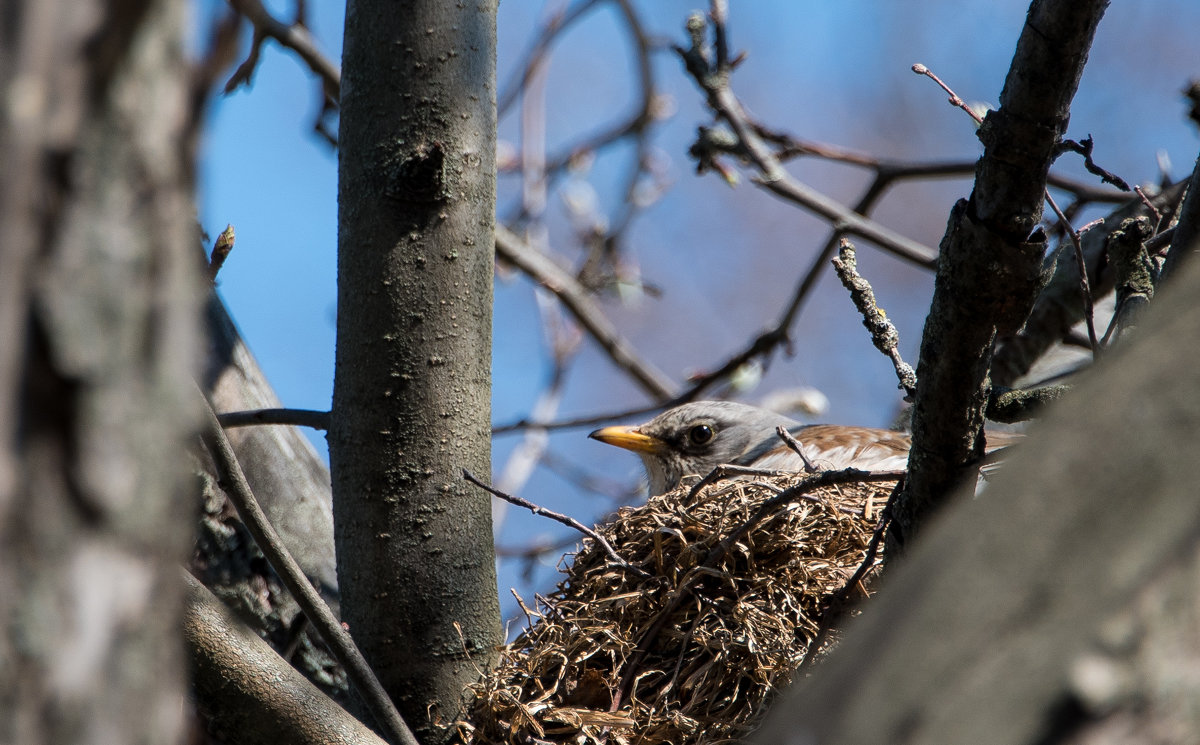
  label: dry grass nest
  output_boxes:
[456,470,896,745]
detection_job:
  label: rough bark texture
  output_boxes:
[0,1,200,743]
[184,572,386,745]
[332,1,501,740]
[892,0,1109,553]
[754,235,1200,745]
[991,183,1184,387]
[202,296,338,594]
[1162,153,1200,279]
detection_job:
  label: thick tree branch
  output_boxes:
[893,0,1109,553]
[184,572,388,745]
[1162,150,1200,278]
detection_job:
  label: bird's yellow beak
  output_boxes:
[588,425,668,455]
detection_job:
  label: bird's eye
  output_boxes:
[687,424,715,445]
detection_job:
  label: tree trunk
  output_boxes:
[332,0,501,741]
[754,224,1200,745]
[0,1,201,743]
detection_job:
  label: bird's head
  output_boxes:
[589,401,798,495]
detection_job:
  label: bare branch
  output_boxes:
[225,0,340,99]
[495,224,676,400]
[895,0,1110,553]
[462,469,650,578]
[184,572,388,745]
[217,407,331,430]
[678,11,938,268]
[992,183,1185,387]
[1045,193,1100,353]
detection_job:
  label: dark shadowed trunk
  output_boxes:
[755,221,1200,745]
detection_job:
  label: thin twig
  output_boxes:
[225,0,340,98]
[492,402,666,435]
[774,426,817,473]
[198,393,419,745]
[831,239,918,398]
[217,407,331,430]
[462,469,650,578]
[911,63,984,124]
[1045,192,1100,353]
[1054,136,1131,191]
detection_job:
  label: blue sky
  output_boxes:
[196,1,1200,615]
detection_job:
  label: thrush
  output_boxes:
[589,400,914,495]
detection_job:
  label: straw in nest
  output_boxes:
[458,470,896,745]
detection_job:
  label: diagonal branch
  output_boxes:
[495,224,677,400]
[894,0,1110,554]
[676,12,937,269]
[199,396,419,745]
[225,0,340,98]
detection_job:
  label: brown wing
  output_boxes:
[797,425,911,470]
[746,425,911,472]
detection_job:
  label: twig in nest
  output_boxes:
[831,239,918,398]
[774,426,817,473]
[462,469,650,578]
[797,478,901,673]
[685,463,799,502]
[613,466,904,711]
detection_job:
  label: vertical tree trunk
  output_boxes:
[332,1,501,740]
[0,1,200,743]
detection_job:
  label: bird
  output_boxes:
[589,400,918,495]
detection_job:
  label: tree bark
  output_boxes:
[332,0,501,741]
[892,0,1109,553]
[0,1,201,743]
[184,572,386,745]
[754,228,1200,745]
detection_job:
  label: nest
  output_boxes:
[458,471,895,745]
